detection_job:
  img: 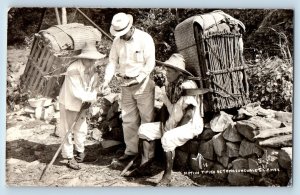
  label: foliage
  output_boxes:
[248,57,293,112]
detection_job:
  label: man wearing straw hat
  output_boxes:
[100,12,156,162]
[58,43,106,170]
[127,54,204,186]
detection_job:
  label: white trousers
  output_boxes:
[58,104,88,159]
[121,77,155,155]
[138,121,202,152]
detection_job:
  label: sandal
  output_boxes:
[67,158,81,170]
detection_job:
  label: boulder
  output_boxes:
[232,158,249,170]
[213,163,228,180]
[248,158,260,176]
[226,142,240,158]
[228,172,252,186]
[278,147,292,170]
[199,128,216,140]
[239,139,263,157]
[210,111,234,133]
[223,123,242,142]
[212,133,226,156]
[217,156,229,168]
[258,134,292,148]
[236,116,282,141]
[199,140,215,161]
[254,126,292,139]
[274,111,293,123]
[174,150,189,169]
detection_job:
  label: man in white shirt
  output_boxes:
[100,12,156,162]
[59,43,105,170]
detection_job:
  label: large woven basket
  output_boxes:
[21,23,103,98]
[175,10,248,111]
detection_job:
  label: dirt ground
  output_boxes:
[6,47,222,187]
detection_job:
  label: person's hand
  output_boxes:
[99,81,110,96]
[81,102,92,110]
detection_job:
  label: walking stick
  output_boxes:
[39,105,86,181]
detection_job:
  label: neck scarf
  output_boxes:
[166,75,184,104]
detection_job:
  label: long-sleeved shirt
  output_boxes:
[59,59,97,112]
[104,28,155,83]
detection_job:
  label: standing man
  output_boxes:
[100,13,156,161]
[59,43,106,170]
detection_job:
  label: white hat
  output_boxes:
[74,43,106,60]
[110,12,133,37]
[156,53,193,76]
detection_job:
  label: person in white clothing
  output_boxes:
[100,12,156,162]
[58,43,105,170]
[128,54,204,186]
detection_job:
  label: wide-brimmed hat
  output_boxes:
[156,53,193,76]
[110,12,133,37]
[74,43,106,60]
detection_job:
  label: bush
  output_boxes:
[248,57,293,112]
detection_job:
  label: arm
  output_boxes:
[104,39,118,84]
[135,34,155,83]
[67,69,97,102]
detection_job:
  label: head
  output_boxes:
[110,12,133,38]
[157,53,193,83]
[120,26,135,41]
[74,43,106,65]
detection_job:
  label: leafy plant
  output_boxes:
[248,57,293,112]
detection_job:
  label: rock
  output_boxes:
[254,126,292,139]
[232,158,249,170]
[91,128,102,141]
[217,156,229,168]
[239,139,263,157]
[258,134,292,148]
[278,147,292,170]
[190,154,200,172]
[233,107,253,120]
[226,142,240,158]
[199,140,215,161]
[210,111,234,132]
[199,128,216,140]
[212,133,226,156]
[236,116,282,141]
[213,163,227,180]
[274,111,293,123]
[7,158,21,165]
[178,140,199,155]
[228,172,252,186]
[222,123,242,142]
[248,158,260,176]
[174,150,189,169]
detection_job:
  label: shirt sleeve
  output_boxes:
[104,38,118,83]
[67,67,97,102]
[136,33,155,83]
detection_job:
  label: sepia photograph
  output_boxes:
[6,7,293,187]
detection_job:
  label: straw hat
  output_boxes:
[156,53,193,76]
[110,12,133,37]
[74,43,106,60]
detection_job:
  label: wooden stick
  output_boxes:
[54,8,62,25]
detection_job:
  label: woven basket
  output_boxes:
[21,23,103,98]
[175,10,248,111]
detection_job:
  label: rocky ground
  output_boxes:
[6,47,221,187]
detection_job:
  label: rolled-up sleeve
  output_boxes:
[104,38,118,83]
[136,34,155,83]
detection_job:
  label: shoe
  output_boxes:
[118,154,136,161]
[67,158,81,170]
[75,151,86,163]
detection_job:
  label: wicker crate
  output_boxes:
[175,10,249,112]
[21,23,102,98]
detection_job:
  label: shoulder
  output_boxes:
[181,80,197,89]
[66,60,82,75]
[135,29,153,41]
